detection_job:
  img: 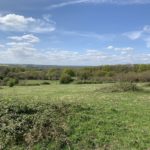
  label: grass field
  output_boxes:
[0,82,150,149]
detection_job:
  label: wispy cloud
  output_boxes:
[123,31,142,40]
[58,30,116,41]
[61,30,103,39]
[48,0,150,9]
[48,0,87,9]
[124,25,150,48]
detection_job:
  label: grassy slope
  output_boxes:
[0,83,150,149]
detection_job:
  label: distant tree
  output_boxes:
[138,64,149,72]
[47,69,61,80]
[60,74,73,84]
[63,68,75,77]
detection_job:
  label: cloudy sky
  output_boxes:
[0,0,150,65]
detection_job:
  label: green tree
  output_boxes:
[60,74,73,84]
[63,68,75,77]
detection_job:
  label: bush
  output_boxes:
[114,82,140,92]
[98,82,140,93]
[41,81,50,85]
[7,80,15,87]
[60,74,73,84]
[0,77,19,86]
[139,71,150,82]
[144,83,150,87]
[20,83,40,86]
[7,78,19,87]
[0,101,72,149]
[13,78,19,84]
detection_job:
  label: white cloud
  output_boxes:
[7,46,37,58]
[6,42,32,47]
[48,0,150,9]
[0,44,5,48]
[107,45,134,52]
[0,47,149,65]
[143,25,150,33]
[0,14,55,33]
[48,0,87,9]
[0,35,149,65]
[107,45,114,49]
[8,34,40,43]
[114,47,134,52]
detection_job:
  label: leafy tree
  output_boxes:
[63,68,75,77]
[47,69,61,80]
[60,74,73,84]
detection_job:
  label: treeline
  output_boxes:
[0,64,150,85]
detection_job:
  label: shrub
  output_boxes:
[139,71,150,82]
[60,74,73,84]
[98,82,140,93]
[41,81,50,85]
[7,80,15,87]
[0,101,76,149]
[144,83,150,87]
[114,82,139,92]
[20,83,40,86]
[13,78,19,84]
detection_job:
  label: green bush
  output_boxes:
[13,78,19,84]
[0,77,19,86]
[7,80,15,87]
[41,81,50,85]
[114,82,139,92]
[98,82,140,93]
[144,83,150,87]
[20,83,40,86]
[60,74,73,84]
[0,101,72,149]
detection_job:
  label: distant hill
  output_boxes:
[0,64,86,69]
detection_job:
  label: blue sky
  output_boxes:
[0,0,150,65]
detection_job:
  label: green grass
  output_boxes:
[0,83,150,149]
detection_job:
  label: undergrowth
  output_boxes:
[0,101,72,150]
[97,82,141,93]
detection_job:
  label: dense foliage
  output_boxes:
[0,64,150,84]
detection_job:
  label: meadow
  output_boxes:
[0,81,150,150]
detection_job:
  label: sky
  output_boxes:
[0,0,150,66]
